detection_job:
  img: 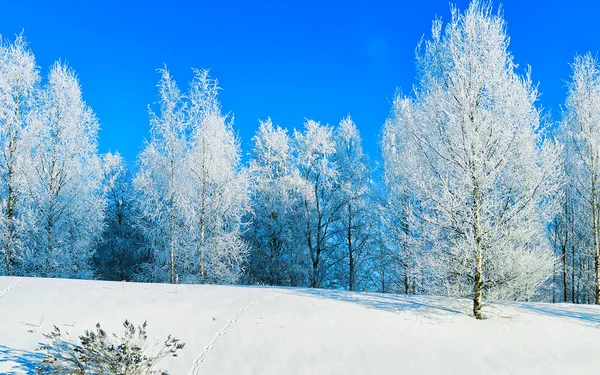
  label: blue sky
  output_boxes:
[1,0,599,166]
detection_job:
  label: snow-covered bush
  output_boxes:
[36,320,185,375]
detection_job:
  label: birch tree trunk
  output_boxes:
[472,173,484,319]
[169,157,176,284]
[5,108,17,275]
[347,204,355,291]
[593,172,600,303]
[200,173,206,284]
[562,190,569,303]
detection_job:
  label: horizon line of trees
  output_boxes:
[1,1,600,317]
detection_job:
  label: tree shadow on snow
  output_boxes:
[514,303,600,326]
[0,345,43,375]
[295,289,470,317]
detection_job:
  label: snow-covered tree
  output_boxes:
[294,120,343,288]
[94,152,143,281]
[135,67,189,284]
[21,62,104,278]
[246,118,305,286]
[383,1,560,318]
[381,98,430,295]
[135,67,248,284]
[333,116,372,291]
[0,34,39,275]
[184,69,249,284]
[562,52,600,304]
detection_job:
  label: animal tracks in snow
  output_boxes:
[189,291,285,375]
[0,279,21,300]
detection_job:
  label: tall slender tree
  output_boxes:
[246,119,305,286]
[294,120,342,288]
[185,69,249,284]
[382,100,424,295]
[334,116,372,291]
[22,62,104,278]
[135,67,188,284]
[563,52,600,304]
[0,34,39,275]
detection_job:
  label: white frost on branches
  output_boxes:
[135,67,249,284]
[382,1,560,316]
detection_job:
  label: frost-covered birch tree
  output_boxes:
[563,52,600,304]
[382,99,428,294]
[294,120,342,288]
[135,67,189,284]
[0,35,39,275]
[184,69,249,284]
[384,1,560,318]
[135,67,248,284]
[246,119,305,286]
[333,116,372,291]
[22,62,104,278]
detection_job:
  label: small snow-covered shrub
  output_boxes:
[36,320,185,375]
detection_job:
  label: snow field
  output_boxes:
[1,276,599,375]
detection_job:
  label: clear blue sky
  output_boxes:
[1,0,599,166]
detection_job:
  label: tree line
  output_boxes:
[1,1,599,317]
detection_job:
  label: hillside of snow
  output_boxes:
[0,276,599,375]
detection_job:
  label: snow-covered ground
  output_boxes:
[0,276,599,375]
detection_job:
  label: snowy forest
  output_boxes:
[0,1,599,318]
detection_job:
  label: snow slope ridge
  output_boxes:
[0,276,599,375]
